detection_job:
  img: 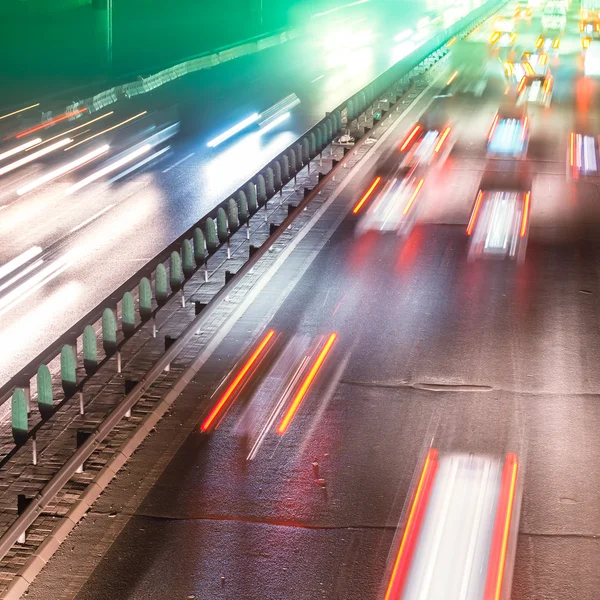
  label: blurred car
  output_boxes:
[535,34,561,53]
[515,55,553,107]
[384,450,522,600]
[568,131,600,178]
[399,117,453,171]
[487,103,529,158]
[490,16,517,47]
[467,162,532,261]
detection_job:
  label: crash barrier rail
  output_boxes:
[1,0,506,455]
[64,28,300,117]
[0,26,297,140]
[0,0,507,566]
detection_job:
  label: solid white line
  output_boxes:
[69,204,115,234]
[162,152,195,173]
[311,75,325,84]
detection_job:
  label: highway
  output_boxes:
[23,3,600,599]
[0,1,448,385]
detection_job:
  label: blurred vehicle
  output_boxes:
[487,104,529,158]
[568,131,600,178]
[514,5,533,19]
[542,1,567,34]
[467,162,532,261]
[384,451,522,600]
[448,39,491,96]
[490,16,517,48]
[515,55,553,107]
[399,116,453,171]
[585,41,600,75]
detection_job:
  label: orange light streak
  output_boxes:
[402,178,424,215]
[483,453,519,600]
[446,71,459,85]
[467,190,484,235]
[520,192,530,238]
[570,132,575,167]
[400,125,421,151]
[488,114,499,142]
[11,108,87,140]
[200,329,276,432]
[277,333,337,435]
[353,177,381,213]
[384,448,439,600]
[434,127,451,153]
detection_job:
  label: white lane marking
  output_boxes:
[311,75,325,84]
[162,152,195,173]
[69,204,115,234]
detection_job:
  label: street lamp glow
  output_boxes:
[207,113,260,148]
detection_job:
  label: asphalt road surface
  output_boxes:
[24,4,600,599]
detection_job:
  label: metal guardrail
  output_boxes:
[1,0,506,439]
[0,0,508,572]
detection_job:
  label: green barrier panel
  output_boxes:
[170,251,182,292]
[288,149,296,175]
[228,198,239,232]
[294,143,303,169]
[139,277,153,320]
[273,160,282,190]
[217,208,228,243]
[60,344,77,395]
[237,190,249,223]
[316,126,323,150]
[37,364,53,419]
[301,137,310,164]
[155,263,168,306]
[122,291,135,335]
[182,239,195,278]
[257,174,267,206]
[205,217,218,252]
[193,228,206,266]
[281,154,290,183]
[83,324,98,374]
[11,389,28,446]
[102,308,118,354]
[265,167,275,197]
[309,132,316,158]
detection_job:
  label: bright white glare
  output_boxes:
[17,144,109,195]
[259,113,290,135]
[66,144,151,195]
[394,29,413,43]
[392,41,416,63]
[0,246,42,281]
[0,138,42,163]
[207,113,260,148]
[0,251,75,318]
[0,138,72,176]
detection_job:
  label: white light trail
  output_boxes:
[0,138,42,162]
[0,252,74,318]
[17,144,109,195]
[0,138,72,177]
[69,204,115,233]
[207,113,260,147]
[0,246,43,281]
[66,144,151,195]
[258,112,290,135]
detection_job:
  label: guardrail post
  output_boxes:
[32,433,37,466]
[60,344,77,397]
[124,379,137,417]
[76,430,92,473]
[17,495,32,544]
[37,364,54,419]
[164,335,177,371]
[83,325,98,375]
